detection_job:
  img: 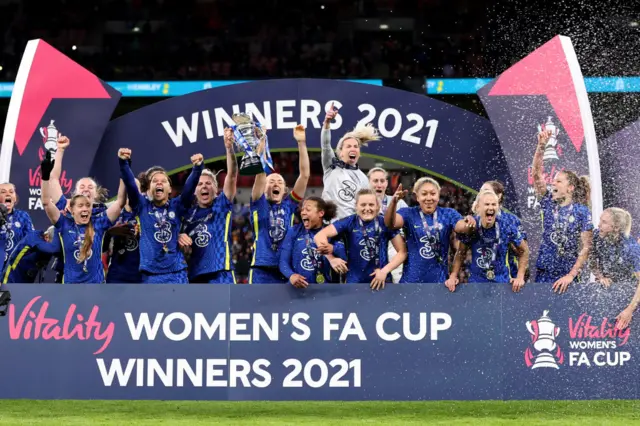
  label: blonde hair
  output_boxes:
[472,190,500,215]
[413,177,441,194]
[336,123,381,154]
[73,177,108,204]
[604,207,632,238]
[355,188,379,205]
[367,167,388,178]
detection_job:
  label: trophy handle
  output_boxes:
[39,127,46,138]
[526,321,535,336]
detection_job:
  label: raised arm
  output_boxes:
[222,128,238,201]
[532,130,551,198]
[179,153,204,209]
[106,179,127,223]
[321,104,338,171]
[118,149,143,211]
[251,173,267,202]
[617,272,640,330]
[48,135,70,206]
[291,124,310,199]
[384,184,408,230]
[40,151,60,225]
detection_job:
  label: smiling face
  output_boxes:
[196,175,217,207]
[369,171,388,199]
[0,183,17,212]
[478,192,499,227]
[71,196,92,225]
[148,171,171,205]
[339,138,361,166]
[301,199,324,229]
[551,172,572,202]
[75,178,98,205]
[265,173,286,203]
[355,194,379,222]
[415,182,439,214]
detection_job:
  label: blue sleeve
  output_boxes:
[53,214,68,230]
[278,226,297,280]
[94,213,115,231]
[119,159,143,212]
[330,240,347,261]
[250,194,268,222]
[55,195,68,211]
[33,235,62,254]
[580,207,594,232]
[20,211,35,231]
[332,216,353,236]
[179,163,204,210]
[512,214,527,240]
[508,221,524,247]
[397,207,411,223]
[448,208,463,225]
[630,243,640,274]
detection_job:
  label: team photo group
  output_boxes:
[1,106,639,328]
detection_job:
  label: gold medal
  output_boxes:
[316,273,325,284]
[163,244,169,253]
[486,270,495,281]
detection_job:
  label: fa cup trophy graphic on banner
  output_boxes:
[538,116,560,162]
[525,310,564,369]
[39,120,59,154]
[230,112,274,176]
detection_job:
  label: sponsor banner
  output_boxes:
[427,77,640,95]
[478,35,603,278]
[0,80,383,97]
[0,283,637,400]
[0,39,121,232]
[92,78,516,211]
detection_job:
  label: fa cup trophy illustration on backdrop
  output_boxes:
[230,112,274,176]
[538,116,560,163]
[525,310,564,369]
[39,120,59,154]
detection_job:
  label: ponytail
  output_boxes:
[562,171,591,207]
[78,220,95,263]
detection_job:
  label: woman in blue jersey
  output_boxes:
[105,178,142,284]
[533,130,593,293]
[369,167,408,284]
[456,180,528,280]
[119,148,203,284]
[41,154,126,284]
[447,190,529,290]
[279,197,348,287]
[384,177,461,284]
[315,189,407,288]
[591,209,640,329]
[2,227,60,284]
[179,128,238,284]
[249,124,310,284]
[0,182,34,269]
[46,135,109,283]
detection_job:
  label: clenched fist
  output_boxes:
[118,148,132,160]
[57,134,70,151]
[191,153,204,166]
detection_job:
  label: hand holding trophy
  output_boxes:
[230,113,273,176]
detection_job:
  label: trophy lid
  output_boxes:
[232,112,252,125]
